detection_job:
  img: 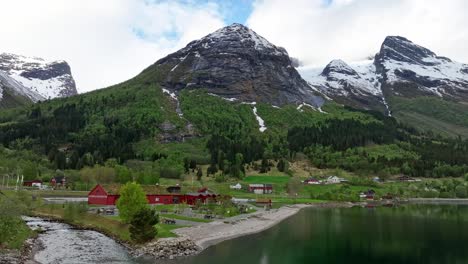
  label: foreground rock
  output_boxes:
[134,236,201,260]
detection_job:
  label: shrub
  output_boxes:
[215,174,225,183]
[439,191,455,198]
[455,185,467,198]
[116,182,148,223]
[129,207,159,243]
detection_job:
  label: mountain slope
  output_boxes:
[138,23,324,107]
[0,70,43,108]
[0,53,78,99]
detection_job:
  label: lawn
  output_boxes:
[156,223,188,238]
[7,189,89,198]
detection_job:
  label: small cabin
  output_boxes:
[303,178,320,185]
[51,176,66,187]
[256,198,272,206]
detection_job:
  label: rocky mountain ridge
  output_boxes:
[299,36,468,115]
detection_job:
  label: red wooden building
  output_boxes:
[23,180,42,187]
[88,184,218,206]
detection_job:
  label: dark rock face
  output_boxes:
[375,36,440,66]
[146,23,324,107]
[0,53,78,98]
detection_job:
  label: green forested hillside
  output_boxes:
[1,74,468,189]
[390,96,468,138]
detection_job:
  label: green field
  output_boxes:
[243,175,290,184]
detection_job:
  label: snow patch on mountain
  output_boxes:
[162,88,183,117]
[207,93,238,102]
[296,102,327,114]
[382,58,468,89]
[0,70,44,102]
[8,73,71,99]
[252,105,267,132]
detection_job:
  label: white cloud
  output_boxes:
[0,0,225,92]
[247,0,468,67]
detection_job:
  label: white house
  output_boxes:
[230,183,242,190]
[325,176,344,184]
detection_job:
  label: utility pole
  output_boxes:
[15,173,19,191]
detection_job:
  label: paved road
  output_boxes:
[43,197,88,204]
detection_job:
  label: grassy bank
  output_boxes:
[0,191,38,250]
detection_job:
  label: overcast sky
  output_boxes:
[1,0,467,93]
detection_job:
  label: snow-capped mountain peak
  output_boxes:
[375,36,468,98]
[152,23,324,108]
[321,59,359,76]
[0,53,78,99]
[185,23,288,57]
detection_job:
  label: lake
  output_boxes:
[167,204,468,264]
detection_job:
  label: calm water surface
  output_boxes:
[25,205,468,264]
[169,205,468,264]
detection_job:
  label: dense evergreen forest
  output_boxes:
[1,81,468,188]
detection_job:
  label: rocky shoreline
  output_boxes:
[133,236,201,260]
[0,237,38,264]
